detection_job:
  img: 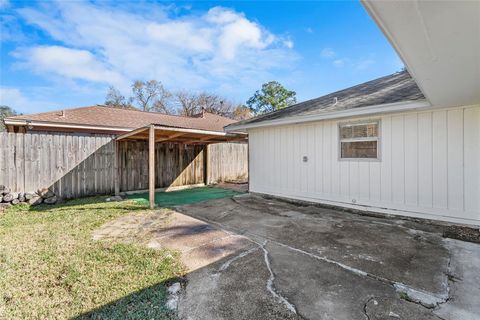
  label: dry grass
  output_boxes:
[0,197,185,320]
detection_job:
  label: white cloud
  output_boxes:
[321,48,336,58]
[0,87,25,107]
[208,7,275,60]
[16,46,126,87]
[14,2,296,98]
[0,87,58,113]
[283,39,294,49]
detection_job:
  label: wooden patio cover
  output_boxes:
[116,124,247,209]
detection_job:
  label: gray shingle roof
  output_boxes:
[229,70,425,127]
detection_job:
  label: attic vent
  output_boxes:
[332,97,338,106]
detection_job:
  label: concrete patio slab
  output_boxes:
[174,194,480,320]
[93,194,480,319]
[93,209,251,271]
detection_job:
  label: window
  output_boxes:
[339,121,380,159]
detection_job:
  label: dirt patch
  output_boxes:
[443,225,480,244]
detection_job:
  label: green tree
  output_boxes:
[246,81,296,115]
[0,106,18,131]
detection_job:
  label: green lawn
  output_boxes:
[0,197,185,320]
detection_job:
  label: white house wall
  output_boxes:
[248,105,480,225]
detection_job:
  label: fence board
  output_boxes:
[0,132,247,198]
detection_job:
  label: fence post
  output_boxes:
[203,144,209,185]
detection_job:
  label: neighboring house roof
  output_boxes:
[5,106,236,133]
[226,70,428,131]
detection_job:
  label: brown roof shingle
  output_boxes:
[7,106,235,132]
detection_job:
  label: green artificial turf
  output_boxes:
[127,186,242,207]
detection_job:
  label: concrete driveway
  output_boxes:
[174,194,480,320]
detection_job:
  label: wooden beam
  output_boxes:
[182,135,216,145]
[155,132,185,143]
[148,125,155,209]
[116,126,149,141]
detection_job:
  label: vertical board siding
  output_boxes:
[249,105,480,224]
[463,107,480,213]
[0,132,248,198]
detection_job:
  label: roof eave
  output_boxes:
[225,100,431,131]
[3,118,134,132]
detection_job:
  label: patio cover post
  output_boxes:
[148,125,155,209]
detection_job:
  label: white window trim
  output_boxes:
[338,119,381,161]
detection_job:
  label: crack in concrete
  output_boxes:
[175,205,450,311]
[362,296,377,320]
[259,240,298,315]
[275,241,448,308]
[213,239,298,315]
[217,245,260,272]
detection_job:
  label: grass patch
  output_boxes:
[399,291,410,301]
[0,197,185,319]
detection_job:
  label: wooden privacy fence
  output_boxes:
[0,132,248,199]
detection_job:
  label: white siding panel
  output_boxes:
[323,123,332,194]
[340,160,349,198]
[380,117,392,203]
[307,125,316,194]
[391,116,405,204]
[447,109,464,212]
[331,123,341,195]
[358,162,370,200]
[349,161,359,201]
[248,105,480,225]
[432,111,448,209]
[369,162,381,202]
[418,113,433,208]
[464,107,480,216]
[404,114,418,206]
[300,126,308,193]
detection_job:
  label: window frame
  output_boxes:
[338,119,381,161]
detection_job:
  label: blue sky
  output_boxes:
[0,0,403,114]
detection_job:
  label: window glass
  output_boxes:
[341,141,377,158]
[339,121,379,159]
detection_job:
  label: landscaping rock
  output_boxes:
[18,193,26,202]
[25,192,36,200]
[2,193,16,202]
[0,195,2,203]
[168,282,181,295]
[106,196,123,202]
[37,188,54,199]
[28,196,43,206]
[11,199,20,205]
[43,196,57,205]
[0,185,10,195]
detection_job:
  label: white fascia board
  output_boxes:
[3,119,134,132]
[152,125,241,137]
[225,100,431,131]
